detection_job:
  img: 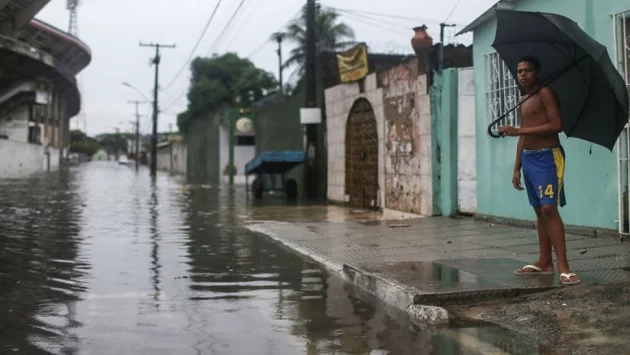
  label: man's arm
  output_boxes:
[518,87,562,135]
[514,136,524,172]
[514,97,525,172]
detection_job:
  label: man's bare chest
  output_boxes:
[520,96,547,125]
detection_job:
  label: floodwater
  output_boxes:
[0,162,542,354]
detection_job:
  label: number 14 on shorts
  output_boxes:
[538,184,554,199]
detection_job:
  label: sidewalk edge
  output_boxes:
[245,223,451,326]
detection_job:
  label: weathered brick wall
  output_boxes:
[379,59,433,215]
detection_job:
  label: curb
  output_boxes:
[245,223,452,326]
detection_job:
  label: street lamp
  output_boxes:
[121,81,151,102]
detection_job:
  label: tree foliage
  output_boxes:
[275,5,355,78]
[177,53,277,135]
[95,132,129,155]
[69,130,102,156]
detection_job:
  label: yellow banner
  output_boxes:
[337,43,369,83]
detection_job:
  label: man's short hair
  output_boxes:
[518,56,542,72]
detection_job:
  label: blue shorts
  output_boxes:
[521,146,566,207]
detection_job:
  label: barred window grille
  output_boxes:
[484,52,522,133]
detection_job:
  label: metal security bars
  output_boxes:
[613,9,630,236]
[484,51,522,134]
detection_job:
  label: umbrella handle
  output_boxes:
[487,105,521,138]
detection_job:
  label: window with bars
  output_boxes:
[613,10,630,234]
[484,52,523,133]
[614,10,630,87]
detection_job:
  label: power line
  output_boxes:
[163,3,300,112]
[339,10,411,37]
[326,6,442,25]
[205,0,248,56]
[162,1,250,112]
[215,0,257,52]
[222,0,264,51]
[444,0,464,23]
[247,7,303,59]
[161,0,224,92]
[246,40,270,59]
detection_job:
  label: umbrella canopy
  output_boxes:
[491,9,629,151]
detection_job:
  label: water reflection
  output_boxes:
[0,162,543,354]
[0,170,87,354]
[149,182,161,306]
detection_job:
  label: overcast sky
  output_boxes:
[35,0,498,136]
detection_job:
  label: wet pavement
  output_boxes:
[246,206,630,306]
[0,162,546,354]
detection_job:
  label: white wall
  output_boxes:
[0,106,29,142]
[457,67,477,214]
[156,142,187,175]
[0,139,60,178]
[325,73,386,207]
[219,124,229,177]
[233,145,255,178]
[218,124,256,185]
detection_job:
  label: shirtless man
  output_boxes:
[498,55,580,285]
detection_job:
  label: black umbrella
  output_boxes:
[487,9,629,151]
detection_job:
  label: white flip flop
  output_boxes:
[514,264,554,275]
[560,272,581,285]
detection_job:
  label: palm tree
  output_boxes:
[274,5,356,78]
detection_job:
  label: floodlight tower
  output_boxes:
[67,0,79,36]
[66,0,88,138]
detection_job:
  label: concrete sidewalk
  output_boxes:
[244,206,630,324]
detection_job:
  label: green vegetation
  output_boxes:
[69,130,102,156]
[95,132,130,156]
[275,5,355,77]
[177,53,277,135]
[176,6,355,136]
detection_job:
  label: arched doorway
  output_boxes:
[345,98,378,209]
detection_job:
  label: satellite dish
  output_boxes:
[236,117,253,134]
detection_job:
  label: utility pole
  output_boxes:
[439,23,456,72]
[304,0,318,200]
[168,123,173,174]
[114,127,121,161]
[139,42,175,179]
[128,100,145,171]
[273,33,285,93]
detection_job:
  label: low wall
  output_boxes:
[0,139,60,178]
[156,142,187,175]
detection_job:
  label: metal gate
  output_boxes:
[613,10,630,235]
[345,98,378,209]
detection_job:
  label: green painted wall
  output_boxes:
[186,112,221,185]
[253,93,305,198]
[471,0,627,229]
[431,69,460,216]
[253,90,328,200]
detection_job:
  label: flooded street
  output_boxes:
[0,162,540,354]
